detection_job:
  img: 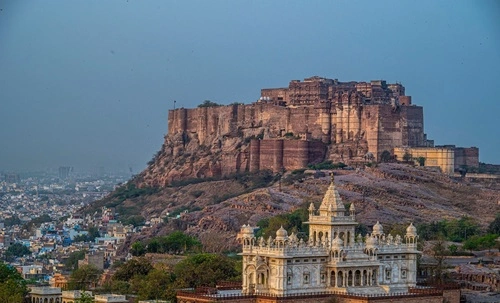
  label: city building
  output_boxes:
[29,286,62,303]
[94,294,128,303]
[61,290,92,303]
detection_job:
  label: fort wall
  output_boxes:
[393,147,455,174]
[167,101,425,166]
[454,147,479,169]
[249,139,325,172]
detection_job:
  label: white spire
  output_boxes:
[319,173,345,216]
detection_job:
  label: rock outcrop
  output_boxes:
[111,164,500,253]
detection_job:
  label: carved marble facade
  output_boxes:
[240,176,420,296]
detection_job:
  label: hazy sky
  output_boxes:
[1,1,499,172]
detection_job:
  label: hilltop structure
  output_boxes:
[142,76,478,186]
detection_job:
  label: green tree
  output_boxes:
[463,236,480,252]
[130,242,145,256]
[355,224,369,237]
[146,239,160,253]
[446,216,480,242]
[157,231,201,254]
[388,223,407,237]
[174,254,240,288]
[87,226,101,241]
[379,150,392,163]
[416,156,426,166]
[113,257,153,282]
[402,152,412,162]
[448,244,458,255]
[464,234,499,252]
[478,234,498,251]
[0,262,28,303]
[122,215,145,227]
[429,237,448,283]
[64,250,86,271]
[197,100,221,108]
[3,215,21,227]
[68,265,102,290]
[75,291,93,303]
[23,214,53,232]
[5,243,31,261]
[488,213,500,235]
[255,209,308,239]
[134,268,174,301]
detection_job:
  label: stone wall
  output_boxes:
[249,139,325,172]
[454,147,479,169]
[167,101,424,164]
[393,147,455,175]
[362,105,424,161]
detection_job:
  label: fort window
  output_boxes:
[287,274,292,285]
[385,269,391,280]
[303,273,310,284]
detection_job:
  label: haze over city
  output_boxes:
[0,1,499,172]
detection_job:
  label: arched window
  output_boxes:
[259,272,265,284]
[337,271,343,287]
[348,271,353,286]
[330,270,336,286]
[355,270,361,286]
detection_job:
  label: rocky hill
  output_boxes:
[86,163,500,253]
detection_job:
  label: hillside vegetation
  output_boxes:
[85,163,500,253]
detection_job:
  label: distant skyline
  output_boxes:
[0,1,499,172]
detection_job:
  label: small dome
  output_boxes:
[406,223,417,236]
[349,203,356,212]
[276,226,288,239]
[365,234,377,247]
[332,236,344,247]
[240,224,254,235]
[373,221,384,235]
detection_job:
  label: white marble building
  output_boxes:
[239,176,420,296]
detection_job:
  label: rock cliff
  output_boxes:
[97,164,500,254]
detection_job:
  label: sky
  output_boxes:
[0,1,499,173]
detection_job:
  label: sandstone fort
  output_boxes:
[142,76,478,185]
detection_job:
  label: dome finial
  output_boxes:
[330,171,335,184]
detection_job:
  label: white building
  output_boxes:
[94,294,128,302]
[239,176,420,296]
